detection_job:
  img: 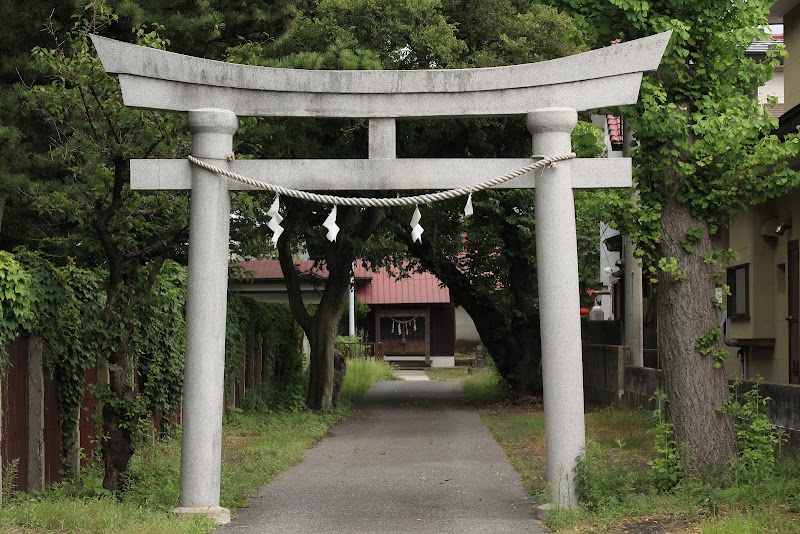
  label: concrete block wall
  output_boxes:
[582,344,625,405]
[622,366,664,411]
[584,343,800,446]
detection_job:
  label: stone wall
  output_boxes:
[622,366,664,411]
[582,344,625,405]
[583,343,800,447]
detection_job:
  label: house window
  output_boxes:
[727,264,749,319]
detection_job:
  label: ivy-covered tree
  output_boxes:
[21,4,192,490]
[552,0,800,474]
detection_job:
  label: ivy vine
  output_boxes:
[1,248,304,475]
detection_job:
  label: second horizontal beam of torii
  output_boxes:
[131,157,630,191]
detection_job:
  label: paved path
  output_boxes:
[219,381,544,533]
[393,370,430,381]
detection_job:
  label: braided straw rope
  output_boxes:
[187,152,576,207]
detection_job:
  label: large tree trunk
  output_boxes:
[102,342,138,491]
[657,201,737,474]
[305,262,351,410]
[488,324,542,396]
[410,237,544,397]
[102,401,135,491]
[453,288,542,396]
[277,204,384,411]
[96,258,165,491]
[277,230,351,411]
[306,310,340,410]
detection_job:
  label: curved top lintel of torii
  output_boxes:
[90,31,671,119]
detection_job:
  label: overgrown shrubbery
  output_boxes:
[462,366,509,404]
[1,250,195,470]
[648,390,683,492]
[336,335,367,360]
[1,249,108,472]
[0,248,306,481]
[728,377,785,481]
[575,440,633,511]
[339,358,396,404]
[568,381,792,530]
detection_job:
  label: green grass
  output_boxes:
[547,491,695,532]
[340,358,396,403]
[470,381,800,533]
[0,498,213,533]
[479,405,547,496]
[585,404,653,452]
[0,359,394,533]
[121,410,342,512]
[700,507,800,533]
[462,369,508,404]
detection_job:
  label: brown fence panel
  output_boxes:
[79,367,97,466]
[2,339,30,492]
[43,375,61,485]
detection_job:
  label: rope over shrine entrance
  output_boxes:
[187,152,576,243]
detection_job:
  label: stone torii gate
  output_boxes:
[92,32,669,524]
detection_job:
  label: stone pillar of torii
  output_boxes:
[92,32,669,524]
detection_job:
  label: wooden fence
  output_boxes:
[2,338,97,493]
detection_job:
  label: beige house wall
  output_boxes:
[759,70,784,106]
[785,6,800,110]
[454,306,481,346]
[723,5,799,383]
[726,191,800,383]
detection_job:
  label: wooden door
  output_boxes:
[378,315,426,355]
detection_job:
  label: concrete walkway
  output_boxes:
[219,381,544,533]
[393,370,430,381]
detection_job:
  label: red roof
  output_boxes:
[355,266,450,305]
[234,260,451,305]
[235,259,324,279]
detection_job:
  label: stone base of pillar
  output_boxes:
[534,503,552,522]
[172,506,231,525]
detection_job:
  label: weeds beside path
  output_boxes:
[0,359,395,534]
[459,369,800,533]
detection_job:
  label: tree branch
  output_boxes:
[277,228,312,332]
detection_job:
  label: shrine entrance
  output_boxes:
[377,310,429,364]
[91,31,669,523]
